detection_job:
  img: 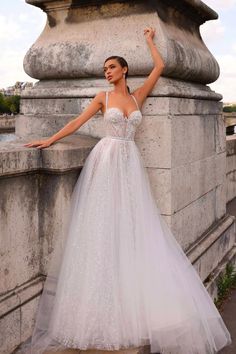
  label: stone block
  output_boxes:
[135,115,171,169]
[172,114,215,167]
[39,172,80,274]
[0,175,40,294]
[226,154,236,174]
[171,190,216,250]
[21,98,83,115]
[188,215,235,281]
[171,163,191,212]
[189,155,216,203]
[215,112,226,154]
[20,296,40,346]
[0,308,21,353]
[216,182,226,220]
[215,152,226,186]
[146,168,171,215]
[205,245,236,300]
[226,170,236,203]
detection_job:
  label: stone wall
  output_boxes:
[226,136,236,203]
[0,115,15,133]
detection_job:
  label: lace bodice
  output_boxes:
[104,91,142,141]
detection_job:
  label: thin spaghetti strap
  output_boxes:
[105,91,108,110]
[131,94,140,110]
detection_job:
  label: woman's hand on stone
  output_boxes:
[23,138,53,149]
[144,27,155,42]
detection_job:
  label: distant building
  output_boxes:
[223,102,236,107]
[0,81,34,96]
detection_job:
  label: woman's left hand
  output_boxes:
[143,27,155,42]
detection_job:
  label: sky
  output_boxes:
[0,0,235,103]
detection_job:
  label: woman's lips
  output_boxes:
[108,76,112,80]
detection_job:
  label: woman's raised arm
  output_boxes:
[133,27,165,106]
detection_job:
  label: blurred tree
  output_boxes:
[0,94,20,114]
[223,105,236,112]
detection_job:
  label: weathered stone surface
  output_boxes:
[135,115,171,169]
[0,116,15,133]
[21,77,222,100]
[216,182,227,220]
[215,111,226,154]
[0,277,43,353]
[0,307,21,353]
[0,135,98,176]
[227,171,236,203]
[24,0,219,84]
[20,297,40,348]
[0,175,40,294]
[226,137,236,203]
[171,189,216,250]
[39,171,80,274]
[172,114,216,168]
[187,215,236,281]
[146,168,171,214]
[205,245,236,300]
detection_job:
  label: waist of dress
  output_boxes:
[105,135,134,141]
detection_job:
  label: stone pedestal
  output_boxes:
[1,0,236,353]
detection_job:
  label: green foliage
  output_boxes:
[223,105,236,112]
[214,263,236,309]
[0,93,20,114]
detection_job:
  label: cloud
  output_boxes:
[205,0,236,10]
[232,43,236,53]
[0,14,26,40]
[210,54,236,102]
[200,19,225,43]
[0,48,37,87]
[0,2,45,88]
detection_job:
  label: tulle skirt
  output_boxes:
[19,136,232,354]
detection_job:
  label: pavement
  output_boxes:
[218,198,236,353]
[218,287,236,353]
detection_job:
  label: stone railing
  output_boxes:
[226,136,236,203]
[0,115,15,133]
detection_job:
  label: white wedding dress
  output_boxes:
[19,91,232,354]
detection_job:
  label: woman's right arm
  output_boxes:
[23,91,105,149]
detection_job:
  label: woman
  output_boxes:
[21,28,232,354]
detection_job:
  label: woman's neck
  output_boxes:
[112,80,130,96]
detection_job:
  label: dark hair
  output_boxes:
[104,55,130,93]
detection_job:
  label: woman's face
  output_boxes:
[103,59,126,84]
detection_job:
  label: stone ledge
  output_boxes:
[0,135,99,177]
[0,115,15,132]
[205,245,236,300]
[21,77,222,101]
[26,0,218,23]
[0,276,44,319]
[226,137,236,156]
[187,214,236,281]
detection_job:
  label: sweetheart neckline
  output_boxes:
[105,107,141,121]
